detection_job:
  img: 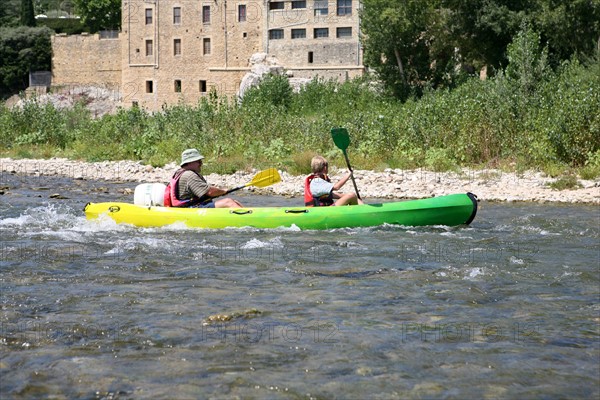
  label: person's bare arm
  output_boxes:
[333,173,352,190]
[206,186,228,198]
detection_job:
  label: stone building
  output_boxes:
[51,1,364,111]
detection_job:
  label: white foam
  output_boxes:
[241,237,285,250]
[509,256,525,265]
[464,267,484,280]
[1,204,72,227]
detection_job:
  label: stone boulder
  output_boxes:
[238,53,284,100]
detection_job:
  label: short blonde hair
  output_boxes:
[311,155,328,173]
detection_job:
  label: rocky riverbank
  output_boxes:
[1,157,599,204]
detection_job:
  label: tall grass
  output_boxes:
[1,58,598,177]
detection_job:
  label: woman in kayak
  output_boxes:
[164,148,243,208]
[304,155,364,207]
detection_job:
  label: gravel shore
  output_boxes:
[1,157,599,204]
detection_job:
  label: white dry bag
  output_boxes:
[134,183,166,206]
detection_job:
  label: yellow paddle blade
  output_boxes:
[247,168,281,188]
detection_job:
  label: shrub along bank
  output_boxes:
[1,58,599,180]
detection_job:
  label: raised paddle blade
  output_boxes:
[223,168,281,196]
[247,168,281,188]
[331,127,362,200]
[331,127,351,151]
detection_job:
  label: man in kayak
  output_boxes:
[304,155,364,206]
[164,148,243,208]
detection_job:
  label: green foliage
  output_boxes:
[361,0,440,100]
[424,147,458,172]
[362,0,600,100]
[0,1,16,26]
[0,26,52,97]
[20,0,35,26]
[2,99,89,149]
[538,59,600,165]
[241,74,293,111]
[505,22,550,96]
[548,174,581,190]
[533,0,600,64]
[1,59,598,178]
[581,150,600,179]
[442,0,526,71]
[72,0,120,32]
[37,17,90,34]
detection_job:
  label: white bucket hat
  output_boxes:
[181,148,204,166]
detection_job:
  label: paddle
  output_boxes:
[331,127,362,200]
[222,168,281,195]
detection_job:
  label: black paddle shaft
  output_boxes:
[223,186,245,195]
[343,150,362,200]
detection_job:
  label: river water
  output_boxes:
[1,174,598,399]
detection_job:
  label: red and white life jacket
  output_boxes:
[304,174,334,207]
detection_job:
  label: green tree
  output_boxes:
[361,0,441,100]
[532,0,600,64]
[0,26,52,97]
[0,2,6,24]
[72,0,121,32]
[442,0,600,72]
[505,21,549,95]
[20,0,35,26]
[441,0,527,74]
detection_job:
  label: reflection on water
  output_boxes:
[1,174,599,398]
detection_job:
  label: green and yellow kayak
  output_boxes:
[84,193,478,230]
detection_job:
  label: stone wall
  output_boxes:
[49,1,365,111]
[120,0,264,109]
[51,33,121,89]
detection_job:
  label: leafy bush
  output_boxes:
[241,73,293,111]
[0,54,598,177]
[6,99,88,149]
[548,174,581,190]
[581,150,600,179]
[539,59,600,166]
[37,18,91,35]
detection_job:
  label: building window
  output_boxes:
[145,8,152,24]
[308,51,314,63]
[291,29,306,39]
[269,29,284,40]
[292,1,307,9]
[174,80,182,92]
[174,39,181,55]
[202,5,210,23]
[203,38,211,55]
[146,81,153,93]
[337,0,352,16]
[314,28,329,38]
[336,27,352,38]
[145,40,153,56]
[173,7,181,24]
[269,1,284,10]
[199,80,207,93]
[238,4,246,22]
[314,1,328,16]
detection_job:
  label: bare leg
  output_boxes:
[214,198,243,208]
[334,192,363,206]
